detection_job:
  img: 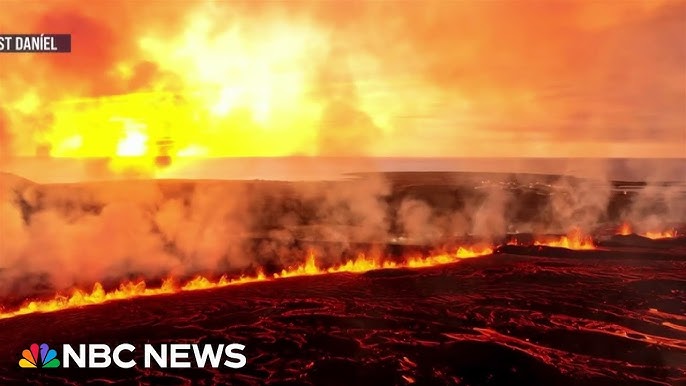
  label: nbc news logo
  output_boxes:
[19,343,60,368]
[19,342,246,369]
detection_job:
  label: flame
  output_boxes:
[0,246,492,320]
[642,229,678,239]
[618,222,632,236]
[508,229,596,250]
[615,222,678,239]
[533,235,596,250]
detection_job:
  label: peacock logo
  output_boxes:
[19,343,60,368]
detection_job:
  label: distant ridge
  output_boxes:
[1,157,685,184]
[0,172,35,186]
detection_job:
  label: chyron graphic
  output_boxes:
[19,343,60,368]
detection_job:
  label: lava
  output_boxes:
[533,235,595,250]
[0,246,492,320]
[618,222,632,236]
[615,222,678,239]
[508,229,596,250]
[643,229,678,239]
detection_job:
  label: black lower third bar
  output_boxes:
[0,34,71,53]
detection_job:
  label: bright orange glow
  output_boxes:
[116,127,148,157]
[618,222,632,236]
[615,223,678,239]
[508,229,596,250]
[0,246,492,320]
[1,1,684,166]
[534,235,596,250]
[643,230,678,239]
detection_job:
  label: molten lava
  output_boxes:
[618,222,632,236]
[534,235,595,250]
[508,229,596,250]
[615,222,678,239]
[0,246,492,320]
[643,229,678,239]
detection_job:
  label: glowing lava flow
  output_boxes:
[509,229,596,250]
[0,246,493,320]
[533,235,595,250]
[616,222,678,239]
[618,222,632,236]
[643,230,678,239]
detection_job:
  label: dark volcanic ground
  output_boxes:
[1,244,685,386]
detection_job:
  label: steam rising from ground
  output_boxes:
[0,174,395,297]
[1,166,684,299]
[622,184,686,233]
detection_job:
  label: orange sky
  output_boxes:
[0,0,684,160]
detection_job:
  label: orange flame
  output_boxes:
[0,246,492,320]
[642,229,678,239]
[533,234,595,250]
[618,222,632,236]
[615,222,678,239]
[508,229,596,250]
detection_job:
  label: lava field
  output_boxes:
[1,239,685,386]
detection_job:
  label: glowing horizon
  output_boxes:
[1,0,684,164]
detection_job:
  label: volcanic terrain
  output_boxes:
[0,172,684,385]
